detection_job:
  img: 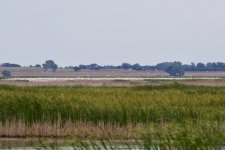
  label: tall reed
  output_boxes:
[0,84,225,125]
[0,84,224,148]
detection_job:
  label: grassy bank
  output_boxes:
[0,84,225,148]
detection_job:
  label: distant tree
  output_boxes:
[64,66,74,69]
[102,65,117,70]
[42,60,58,72]
[216,62,225,71]
[122,63,132,70]
[182,62,195,71]
[114,65,121,69]
[166,66,184,77]
[155,62,174,71]
[203,62,225,71]
[196,63,205,71]
[35,64,41,67]
[88,64,101,70]
[2,70,12,78]
[190,62,196,71]
[0,63,21,67]
[73,66,81,72]
[142,65,156,71]
[132,63,142,71]
[205,63,213,71]
[79,65,87,70]
[182,64,191,71]
[165,62,184,77]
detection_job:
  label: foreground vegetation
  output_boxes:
[0,84,225,149]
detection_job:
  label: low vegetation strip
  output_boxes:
[0,84,225,124]
[0,84,224,148]
[2,77,220,82]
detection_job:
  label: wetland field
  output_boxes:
[0,83,225,149]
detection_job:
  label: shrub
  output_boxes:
[1,70,12,78]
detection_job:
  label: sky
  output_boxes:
[0,0,225,67]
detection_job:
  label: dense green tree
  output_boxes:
[216,62,225,71]
[132,63,142,71]
[42,60,58,72]
[155,62,174,71]
[87,64,101,70]
[122,63,132,70]
[196,63,205,71]
[165,62,184,77]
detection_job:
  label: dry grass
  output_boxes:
[0,121,224,149]
[0,80,136,87]
[0,121,145,139]
[185,71,225,77]
[2,78,225,87]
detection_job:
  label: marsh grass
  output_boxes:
[0,84,225,148]
[142,122,225,149]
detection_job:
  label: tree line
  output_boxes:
[67,62,225,72]
[2,61,225,71]
[2,60,225,77]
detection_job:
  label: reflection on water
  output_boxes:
[0,138,143,150]
[0,139,37,149]
[1,138,224,150]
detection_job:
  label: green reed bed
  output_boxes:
[0,84,225,125]
[0,84,224,148]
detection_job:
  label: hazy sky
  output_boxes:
[0,0,225,66]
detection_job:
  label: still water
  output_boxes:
[0,138,144,150]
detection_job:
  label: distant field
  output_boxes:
[2,78,225,88]
[2,78,225,87]
[2,67,225,78]
[0,67,168,77]
[0,84,224,149]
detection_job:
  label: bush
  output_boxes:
[2,70,12,78]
